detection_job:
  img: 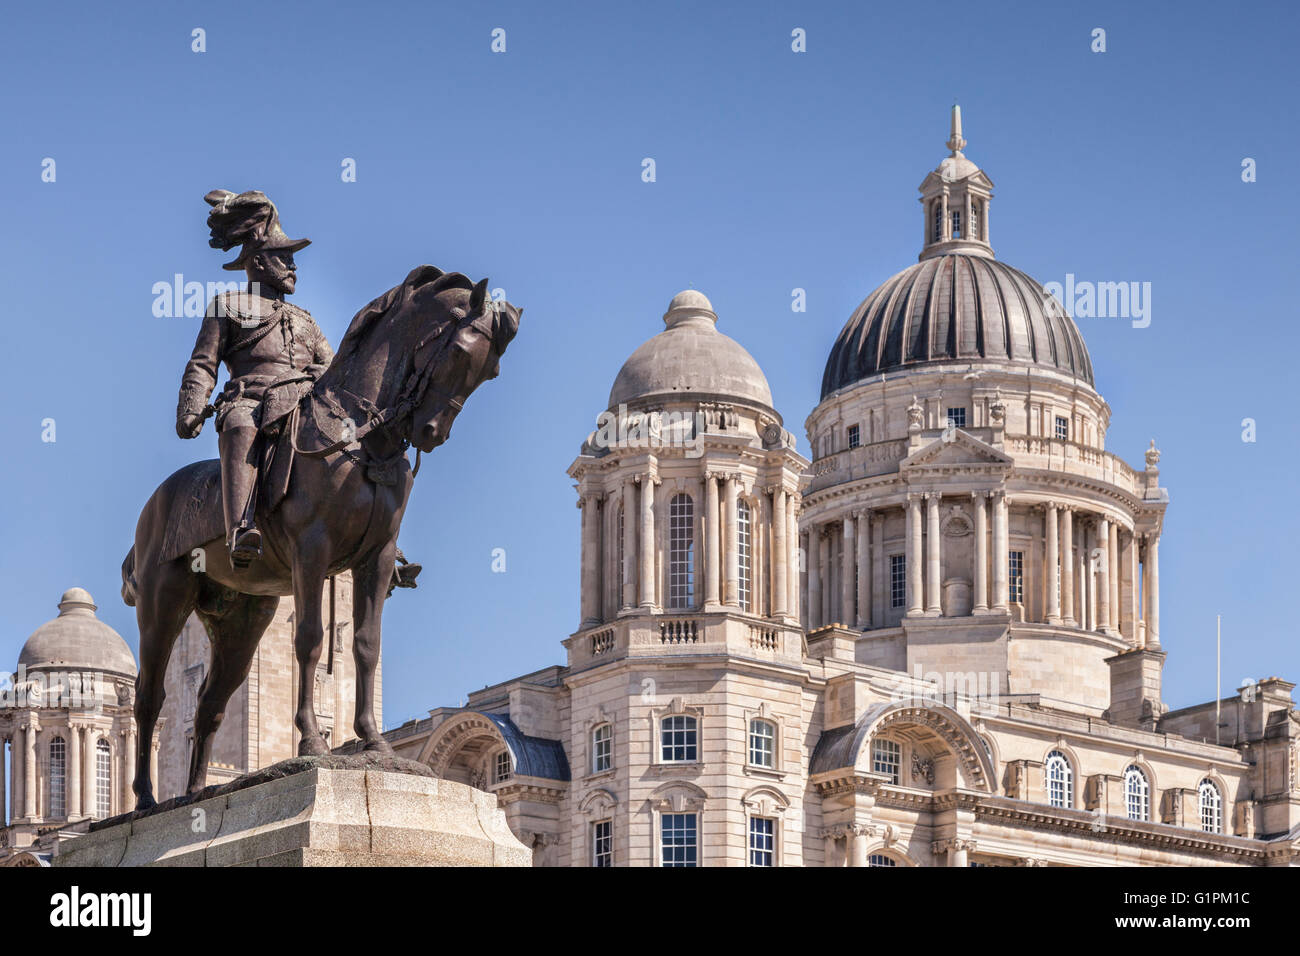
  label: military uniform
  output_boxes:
[177,290,333,431]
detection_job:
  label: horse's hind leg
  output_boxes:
[188,592,280,795]
[133,559,198,810]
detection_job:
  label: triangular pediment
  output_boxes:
[902,430,1013,470]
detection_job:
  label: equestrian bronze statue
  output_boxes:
[122,189,521,809]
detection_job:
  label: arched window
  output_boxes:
[950,209,962,240]
[1198,779,1223,834]
[1124,765,1150,821]
[616,505,625,607]
[1045,750,1073,809]
[49,736,66,819]
[591,723,612,774]
[970,200,981,241]
[932,203,943,243]
[95,739,112,818]
[748,719,776,768]
[660,715,698,763]
[868,853,898,867]
[668,494,695,609]
[737,499,752,612]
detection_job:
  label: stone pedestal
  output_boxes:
[52,754,531,867]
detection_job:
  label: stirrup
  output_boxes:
[230,527,262,568]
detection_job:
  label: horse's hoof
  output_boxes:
[298,736,330,757]
[363,737,394,755]
[136,794,157,811]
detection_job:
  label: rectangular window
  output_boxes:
[661,813,698,867]
[493,749,512,784]
[1055,416,1069,440]
[872,738,901,784]
[945,407,966,429]
[951,210,962,239]
[660,715,698,763]
[748,817,775,866]
[737,500,752,612]
[748,719,775,768]
[847,424,860,449]
[889,554,906,608]
[1008,550,1024,604]
[592,820,612,867]
[592,724,612,774]
[668,495,695,609]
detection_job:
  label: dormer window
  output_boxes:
[951,210,962,240]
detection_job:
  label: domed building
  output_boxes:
[1,588,148,864]
[372,108,1300,867]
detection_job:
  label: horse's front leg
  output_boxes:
[353,539,397,752]
[292,540,332,756]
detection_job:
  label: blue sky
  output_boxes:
[1,0,1296,726]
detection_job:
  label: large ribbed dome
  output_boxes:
[18,588,137,677]
[821,254,1094,399]
[609,290,775,413]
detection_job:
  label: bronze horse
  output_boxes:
[121,265,520,808]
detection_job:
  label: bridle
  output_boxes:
[291,306,490,475]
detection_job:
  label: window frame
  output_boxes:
[1054,415,1070,441]
[747,718,776,770]
[592,818,613,867]
[1044,749,1073,809]
[871,737,902,784]
[49,735,67,819]
[667,493,695,610]
[945,407,966,429]
[889,554,906,608]
[1008,549,1025,605]
[1198,779,1223,834]
[659,812,699,867]
[492,748,513,785]
[659,714,699,764]
[847,423,860,449]
[748,815,776,867]
[737,498,753,613]
[95,738,112,818]
[1124,765,1150,822]
[591,722,612,775]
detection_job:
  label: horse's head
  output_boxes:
[326,265,521,455]
[407,275,521,453]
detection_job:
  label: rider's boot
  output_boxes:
[219,425,262,569]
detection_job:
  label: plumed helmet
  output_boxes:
[204,189,311,271]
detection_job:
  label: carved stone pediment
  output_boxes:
[902,431,1013,470]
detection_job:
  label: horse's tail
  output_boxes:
[121,545,138,608]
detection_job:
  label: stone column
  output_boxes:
[82,729,94,817]
[1060,507,1075,626]
[972,493,989,613]
[789,507,800,624]
[621,478,637,611]
[818,531,832,626]
[823,831,838,868]
[950,840,970,867]
[1146,533,1160,648]
[925,494,942,615]
[855,510,871,628]
[806,524,821,630]
[23,717,37,819]
[906,495,923,616]
[723,475,739,607]
[841,514,856,627]
[1096,517,1111,634]
[638,475,657,609]
[0,734,7,827]
[757,491,770,615]
[703,474,720,607]
[68,724,81,819]
[1120,530,1138,643]
[871,512,885,627]
[123,727,137,812]
[991,492,1009,612]
[9,729,20,825]
[1108,521,1120,633]
[771,488,788,618]
[580,492,601,626]
[1044,502,1060,623]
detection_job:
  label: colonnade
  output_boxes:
[799,492,1161,646]
[0,720,157,825]
[578,471,801,627]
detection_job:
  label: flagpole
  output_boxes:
[1215,614,1221,746]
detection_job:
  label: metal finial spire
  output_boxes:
[947,103,967,156]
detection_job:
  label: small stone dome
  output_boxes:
[18,588,137,678]
[821,254,1094,399]
[608,290,776,413]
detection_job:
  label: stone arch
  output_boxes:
[419,711,511,788]
[851,701,997,792]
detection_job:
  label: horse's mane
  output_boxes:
[330,265,478,367]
